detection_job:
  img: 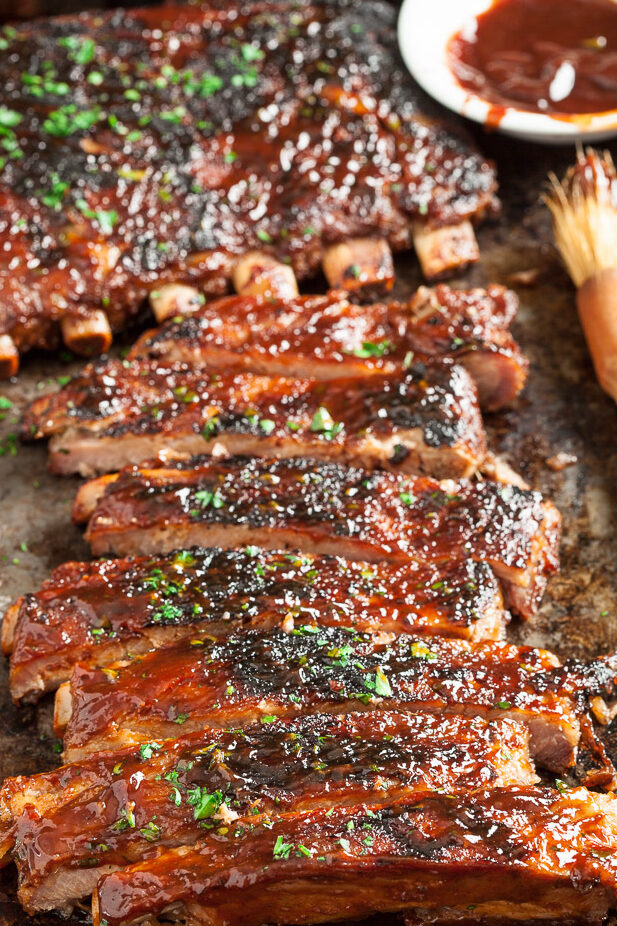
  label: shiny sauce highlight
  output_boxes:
[448,0,617,116]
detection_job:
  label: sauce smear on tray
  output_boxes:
[448,0,617,116]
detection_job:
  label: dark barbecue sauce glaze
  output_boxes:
[0,0,497,356]
[448,0,617,116]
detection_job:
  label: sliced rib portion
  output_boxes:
[130,285,527,411]
[22,359,486,480]
[92,787,617,926]
[0,713,536,911]
[3,549,507,704]
[55,626,592,774]
[74,456,560,619]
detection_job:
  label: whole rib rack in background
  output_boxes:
[0,0,497,375]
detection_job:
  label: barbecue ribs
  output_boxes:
[3,548,507,703]
[0,713,536,911]
[23,358,487,479]
[0,0,497,375]
[73,455,561,618]
[130,284,527,411]
[91,788,617,926]
[54,625,607,774]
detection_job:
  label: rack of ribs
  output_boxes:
[90,787,617,926]
[2,548,508,704]
[0,713,536,911]
[73,455,561,619]
[53,624,616,778]
[23,358,487,479]
[130,284,528,412]
[0,0,497,376]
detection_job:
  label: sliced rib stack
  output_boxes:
[4,190,617,926]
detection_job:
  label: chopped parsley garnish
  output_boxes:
[363,667,392,698]
[187,787,224,820]
[140,820,161,842]
[351,340,391,359]
[0,107,22,128]
[111,806,136,831]
[273,835,293,859]
[40,175,70,210]
[43,104,100,137]
[309,406,343,440]
[241,43,265,62]
[139,742,162,761]
[409,642,438,661]
[75,199,118,235]
[202,416,220,441]
[151,602,183,623]
[193,488,225,509]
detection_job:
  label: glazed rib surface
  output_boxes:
[0,0,496,358]
[130,284,527,410]
[92,787,617,926]
[0,712,536,910]
[74,455,561,618]
[3,548,507,703]
[22,359,486,479]
[55,625,594,773]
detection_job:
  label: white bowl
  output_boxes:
[397,0,617,144]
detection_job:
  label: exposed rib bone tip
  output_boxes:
[0,334,19,378]
[60,310,113,356]
[322,237,394,295]
[412,220,480,280]
[232,251,299,299]
[149,283,205,323]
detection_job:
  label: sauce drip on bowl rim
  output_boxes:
[448,0,617,117]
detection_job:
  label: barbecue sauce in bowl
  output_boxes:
[448,0,617,117]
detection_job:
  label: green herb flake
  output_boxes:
[187,787,224,820]
[75,198,118,235]
[273,835,293,859]
[139,742,162,761]
[0,108,22,128]
[193,488,225,510]
[399,491,416,507]
[351,340,391,359]
[309,406,343,440]
[140,820,161,842]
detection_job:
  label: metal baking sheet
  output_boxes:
[1,129,617,925]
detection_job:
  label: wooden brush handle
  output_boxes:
[577,268,617,403]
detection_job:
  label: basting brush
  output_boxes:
[545,147,617,403]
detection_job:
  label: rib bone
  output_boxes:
[322,237,395,296]
[0,335,19,378]
[232,251,299,299]
[412,220,480,280]
[60,311,112,356]
[149,284,205,324]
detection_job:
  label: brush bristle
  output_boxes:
[544,148,617,288]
